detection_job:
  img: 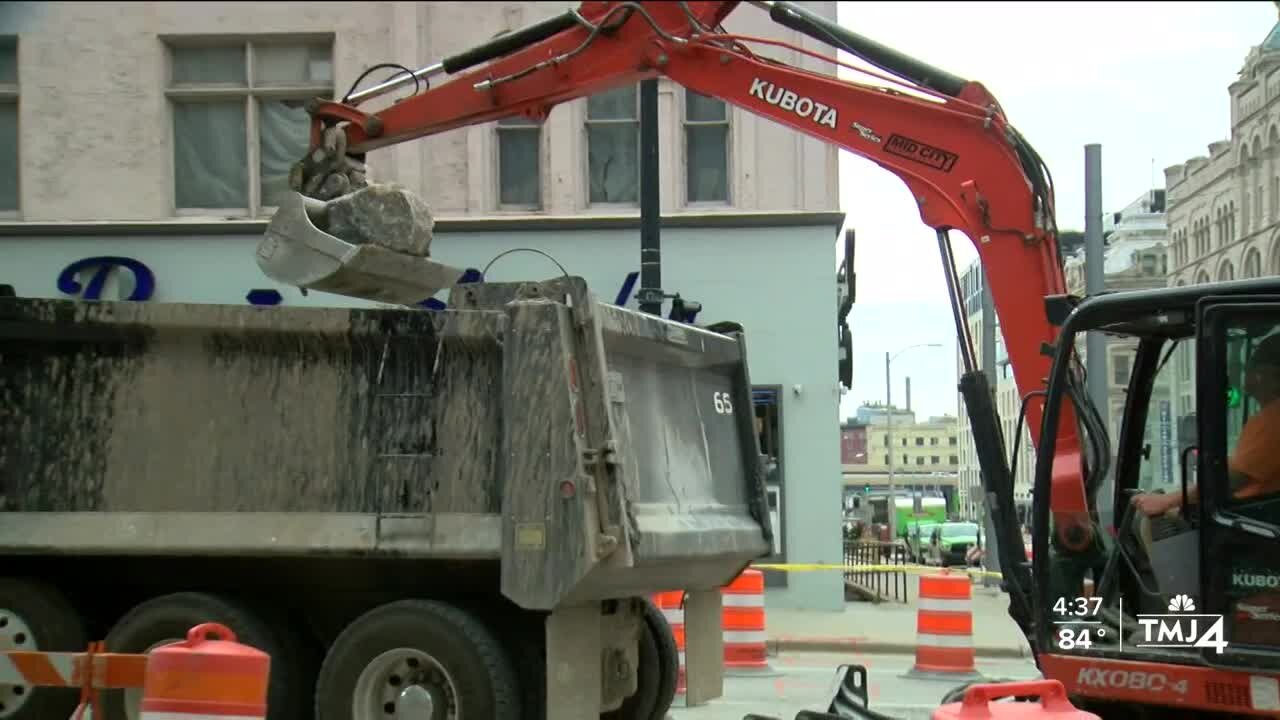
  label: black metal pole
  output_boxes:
[638,78,662,316]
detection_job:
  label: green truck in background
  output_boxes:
[894,495,948,535]
[894,496,948,563]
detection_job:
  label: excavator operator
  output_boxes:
[1131,332,1280,519]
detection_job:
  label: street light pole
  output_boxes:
[885,351,896,540]
[885,342,943,545]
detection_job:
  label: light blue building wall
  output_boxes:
[0,212,845,609]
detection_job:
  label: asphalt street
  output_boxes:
[668,652,1044,720]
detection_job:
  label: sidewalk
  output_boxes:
[764,582,1033,659]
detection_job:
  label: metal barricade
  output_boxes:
[842,538,909,603]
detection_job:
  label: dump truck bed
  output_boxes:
[0,276,772,609]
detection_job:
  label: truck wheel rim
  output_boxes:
[0,610,35,718]
[125,638,182,720]
[353,648,456,720]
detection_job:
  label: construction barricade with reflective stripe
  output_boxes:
[0,623,269,720]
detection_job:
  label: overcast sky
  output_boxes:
[832,1,1278,423]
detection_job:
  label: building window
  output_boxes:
[1271,175,1278,222]
[930,437,938,446]
[950,455,959,464]
[0,36,16,213]
[949,436,957,446]
[165,38,333,216]
[586,85,639,205]
[883,454,889,465]
[1113,354,1130,386]
[1245,247,1262,279]
[496,115,541,208]
[684,90,728,203]
[930,456,940,464]
[916,457,925,466]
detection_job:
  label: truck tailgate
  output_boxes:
[455,277,772,610]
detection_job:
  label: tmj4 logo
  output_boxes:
[1136,594,1228,654]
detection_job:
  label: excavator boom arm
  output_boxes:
[305,0,1091,536]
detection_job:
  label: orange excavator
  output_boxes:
[269,2,1280,717]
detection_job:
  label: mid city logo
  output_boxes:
[1135,594,1228,654]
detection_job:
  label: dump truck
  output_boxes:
[0,246,773,719]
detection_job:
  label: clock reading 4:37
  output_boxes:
[1054,596,1103,617]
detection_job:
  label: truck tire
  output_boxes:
[314,599,521,720]
[99,592,304,720]
[642,597,679,720]
[603,597,678,720]
[492,611,545,720]
[0,578,87,720]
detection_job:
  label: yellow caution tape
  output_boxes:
[751,562,1004,580]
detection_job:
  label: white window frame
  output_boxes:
[1112,351,1131,387]
[163,35,334,219]
[494,114,543,211]
[583,86,640,209]
[0,36,18,219]
[681,88,732,208]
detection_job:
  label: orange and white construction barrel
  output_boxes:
[903,570,984,681]
[139,623,271,720]
[720,569,775,676]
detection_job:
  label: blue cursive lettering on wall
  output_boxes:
[615,271,639,307]
[44,261,690,316]
[57,256,156,302]
[245,289,283,306]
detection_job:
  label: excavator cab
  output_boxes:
[1028,277,1280,717]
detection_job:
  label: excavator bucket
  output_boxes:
[255,190,470,306]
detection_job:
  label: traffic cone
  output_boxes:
[140,623,270,719]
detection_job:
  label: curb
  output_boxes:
[768,638,1032,659]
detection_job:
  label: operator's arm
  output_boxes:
[1132,470,1250,517]
[1133,405,1280,517]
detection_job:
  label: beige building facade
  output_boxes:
[0,1,838,223]
[862,412,960,474]
[1164,23,1280,447]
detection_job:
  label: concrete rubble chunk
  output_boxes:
[323,183,435,257]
